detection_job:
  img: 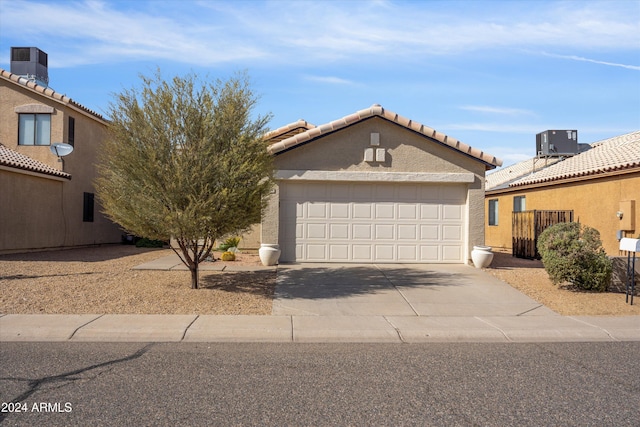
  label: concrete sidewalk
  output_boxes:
[2,258,638,343]
[1,313,638,343]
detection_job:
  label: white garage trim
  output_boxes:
[276,170,475,183]
[278,181,468,263]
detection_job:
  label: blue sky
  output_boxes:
[1,0,638,167]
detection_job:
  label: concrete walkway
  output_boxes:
[1,256,638,343]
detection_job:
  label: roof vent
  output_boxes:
[10,47,49,87]
[536,130,578,157]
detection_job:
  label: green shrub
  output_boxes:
[537,222,612,292]
[135,237,166,248]
[217,237,241,252]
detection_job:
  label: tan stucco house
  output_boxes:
[0,65,122,253]
[485,131,640,257]
[260,105,502,264]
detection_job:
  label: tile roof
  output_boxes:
[266,104,502,169]
[486,157,562,190]
[264,119,316,143]
[0,144,71,179]
[511,130,640,187]
[0,68,106,122]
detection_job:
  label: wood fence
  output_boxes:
[512,210,574,259]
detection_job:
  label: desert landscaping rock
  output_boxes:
[0,245,638,316]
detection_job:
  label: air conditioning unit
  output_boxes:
[10,47,49,86]
[536,130,578,157]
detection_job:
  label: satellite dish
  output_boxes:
[50,143,74,157]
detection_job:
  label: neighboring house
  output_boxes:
[485,131,640,256]
[260,104,502,264]
[0,56,122,253]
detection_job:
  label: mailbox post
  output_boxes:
[619,238,640,305]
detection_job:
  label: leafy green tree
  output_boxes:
[96,71,273,289]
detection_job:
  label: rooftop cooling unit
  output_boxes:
[10,47,49,86]
[536,130,578,157]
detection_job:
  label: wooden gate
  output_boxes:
[512,210,574,259]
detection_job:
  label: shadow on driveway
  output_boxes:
[273,264,548,317]
[275,265,468,300]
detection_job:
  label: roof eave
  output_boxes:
[486,166,640,196]
[0,164,71,181]
[267,105,502,169]
[0,68,107,124]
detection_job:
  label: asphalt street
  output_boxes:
[1,342,639,426]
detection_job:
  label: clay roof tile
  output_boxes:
[266,104,502,169]
[0,144,71,179]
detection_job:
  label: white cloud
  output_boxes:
[540,52,640,71]
[1,0,637,68]
[303,75,355,85]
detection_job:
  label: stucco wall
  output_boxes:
[0,171,66,250]
[0,78,122,252]
[485,171,640,256]
[263,117,488,260]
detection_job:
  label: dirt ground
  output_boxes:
[0,246,275,315]
[0,245,638,316]
[485,251,639,316]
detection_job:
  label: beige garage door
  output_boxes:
[278,181,467,263]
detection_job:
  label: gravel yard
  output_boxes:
[0,245,638,316]
[0,246,275,315]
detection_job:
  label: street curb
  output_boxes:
[1,314,638,343]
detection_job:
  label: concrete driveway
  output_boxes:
[273,263,554,317]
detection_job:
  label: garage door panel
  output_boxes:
[443,245,462,261]
[353,204,372,219]
[398,224,417,240]
[329,223,349,239]
[375,224,394,240]
[374,185,395,199]
[329,245,349,261]
[352,183,374,200]
[306,244,327,260]
[306,183,328,199]
[443,205,462,220]
[375,204,395,219]
[398,245,417,261]
[307,223,326,239]
[397,185,418,200]
[420,186,440,200]
[442,185,466,201]
[442,225,462,241]
[279,182,466,263]
[330,184,351,200]
[420,245,439,261]
[398,204,417,219]
[353,224,372,240]
[375,245,394,261]
[421,225,439,240]
[421,204,439,220]
[353,245,372,261]
[330,203,350,218]
[308,202,327,219]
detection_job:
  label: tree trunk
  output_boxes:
[190,263,199,289]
